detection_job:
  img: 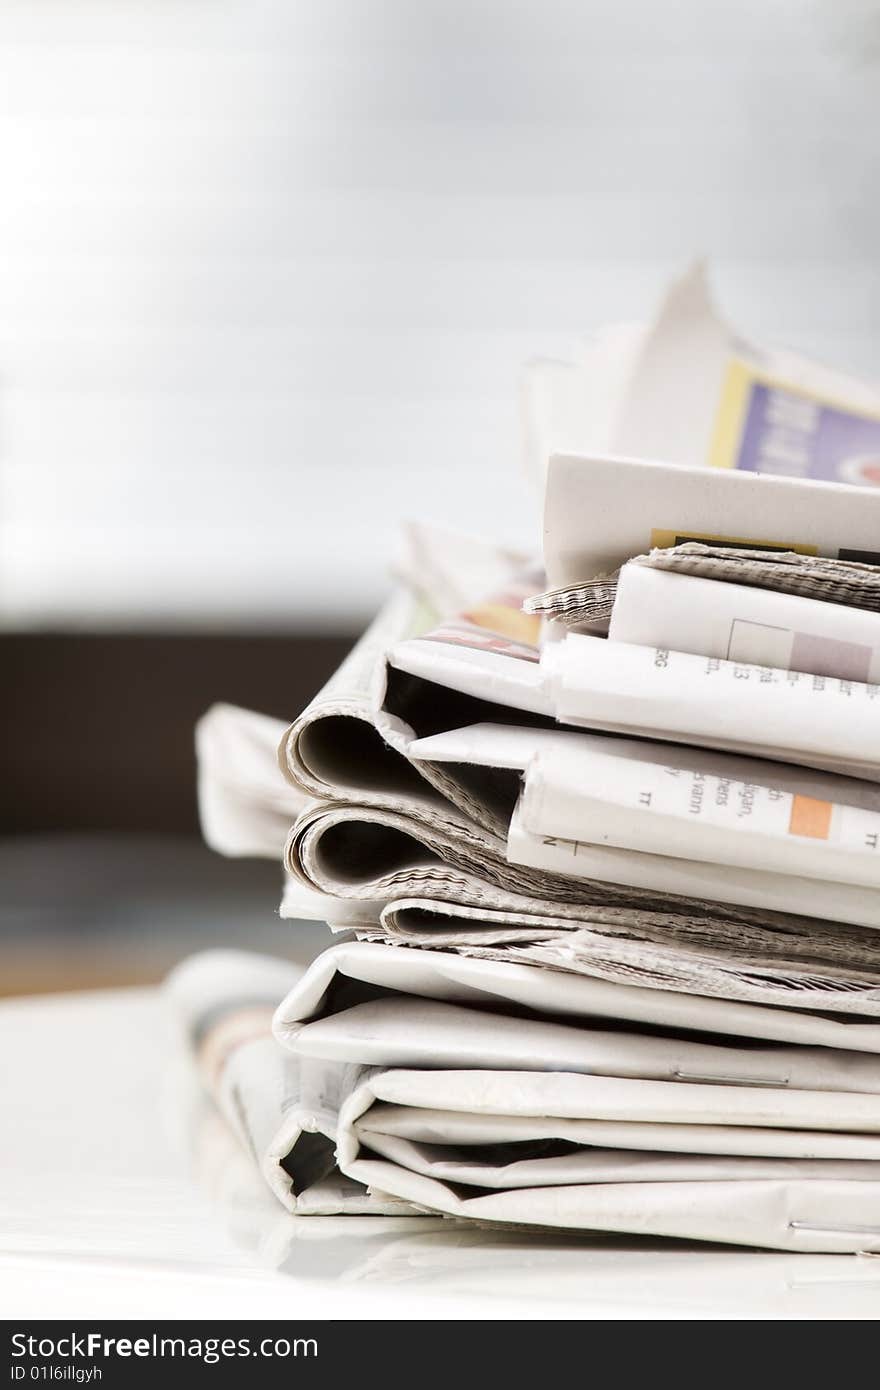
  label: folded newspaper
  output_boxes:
[166,948,417,1216]
[185,268,880,1253]
[269,940,880,1253]
[200,552,880,957]
[167,942,880,1251]
[527,544,880,634]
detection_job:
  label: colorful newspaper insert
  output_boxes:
[613,264,880,484]
[523,265,880,492]
[709,360,880,485]
[388,570,553,715]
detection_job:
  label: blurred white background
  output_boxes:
[1,0,878,629]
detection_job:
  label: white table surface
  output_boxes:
[3,987,880,1320]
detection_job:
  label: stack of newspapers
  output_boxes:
[171,267,880,1252]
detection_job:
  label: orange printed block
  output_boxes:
[788,794,833,841]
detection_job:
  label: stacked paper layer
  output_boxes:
[176,268,880,1253]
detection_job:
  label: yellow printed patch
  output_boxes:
[708,359,754,470]
[649,527,818,556]
[462,603,542,647]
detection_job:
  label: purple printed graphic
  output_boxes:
[736,382,880,486]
